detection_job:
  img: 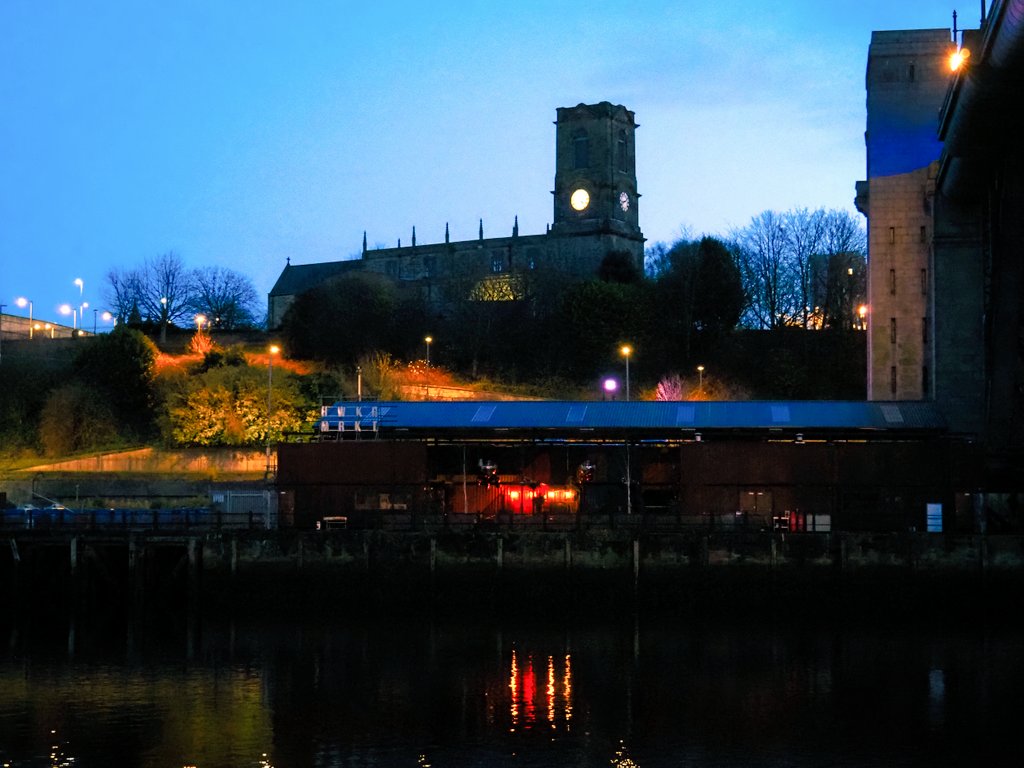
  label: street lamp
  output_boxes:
[424,336,433,365]
[857,304,868,331]
[266,344,280,476]
[195,314,207,332]
[697,364,705,392]
[620,345,632,401]
[60,304,77,334]
[74,278,83,298]
[16,297,33,339]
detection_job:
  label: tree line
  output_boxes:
[279,207,866,397]
[105,251,263,333]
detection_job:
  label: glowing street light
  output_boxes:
[16,297,33,339]
[857,304,868,331]
[195,314,207,332]
[73,278,83,298]
[620,345,633,401]
[603,377,619,400]
[424,335,433,365]
[59,303,78,333]
[697,364,705,392]
[266,344,280,477]
[949,47,970,72]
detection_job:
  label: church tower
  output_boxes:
[550,102,645,270]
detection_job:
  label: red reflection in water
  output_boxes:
[508,648,573,732]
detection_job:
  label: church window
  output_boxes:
[919,225,926,243]
[424,256,436,276]
[617,130,628,171]
[921,268,928,295]
[386,261,398,277]
[889,268,896,295]
[492,254,504,273]
[909,64,916,82]
[573,129,589,169]
[890,318,897,344]
[890,366,898,395]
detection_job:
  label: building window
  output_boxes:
[920,225,926,243]
[891,366,898,395]
[889,268,896,295]
[424,256,436,276]
[617,130,628,171]
[922,317,928,344]
[573,129,589,169]
[921,268,927,295]
[922,365,930,395]
[889,226,896,244]
[890,317,897,344]
[491,255,504,273]
[909,64,916,82]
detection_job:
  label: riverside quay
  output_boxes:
[277,399,999,534]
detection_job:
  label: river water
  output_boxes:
[0,608,1021,768]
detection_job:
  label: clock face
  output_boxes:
[570,188,590,211]
[619,191,630,212]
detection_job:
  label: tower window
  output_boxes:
[890,317,897,344]
[921,268,928,295]
[891,366,898,395]
[909,64,916,82]
[919,225,926,243]
[573,129,589,169]
[491,255,504,273]
[889,268,896,295]
[889,227,896,244]
[617,130,628,171]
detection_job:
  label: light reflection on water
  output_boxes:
[0,613,1021,768]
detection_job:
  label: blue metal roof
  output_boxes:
[316,400,947,436]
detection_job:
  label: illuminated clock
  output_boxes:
[570,188,590,211]
[619,191,630,212]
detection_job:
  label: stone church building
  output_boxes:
[268,102,645,329]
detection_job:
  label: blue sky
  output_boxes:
[1,1,961,328]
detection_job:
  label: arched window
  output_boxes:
[573,129,589,169]
[617,130,628,171]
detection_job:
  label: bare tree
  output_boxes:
[782,208,826,328]
[734,210,796,329]
[816,209,867,329]
[139,252,194,342]
[104,266,145,322]
[190,266,261,330]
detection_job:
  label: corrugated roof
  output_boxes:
[316,400,947,436]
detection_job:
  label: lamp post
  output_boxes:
[74,278,83,299]
[620,344,632,401]
[60,304,77,335]
[266,344,280,477]
[424,336,433,366]
[697,364,705,393]
[195,314,207,333]
[159,297,168,343]
[16,298,33,339]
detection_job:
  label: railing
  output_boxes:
[1,507,270,532]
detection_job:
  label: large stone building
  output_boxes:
[856,0,1024,483]
[268,102,645,328]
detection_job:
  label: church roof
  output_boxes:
[269,259,364,297]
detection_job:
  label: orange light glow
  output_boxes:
[949,48,970,72]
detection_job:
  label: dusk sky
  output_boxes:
[1,1,963,329]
